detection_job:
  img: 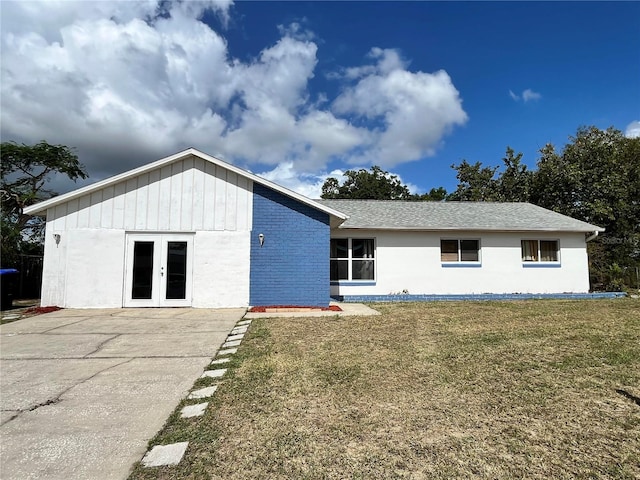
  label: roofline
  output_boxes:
[23,148,348,222]
[318,200,604,233]
[334,226,606,233]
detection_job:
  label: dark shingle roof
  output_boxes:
[316,200,604,233]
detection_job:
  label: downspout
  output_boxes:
[585,231,599,242]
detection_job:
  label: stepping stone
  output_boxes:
[188,386,218,399]
[217,348,237,356]
[180,402,208,418]
[222,340,241,348]
[210,357,230,365]
[236,319,252,326]
[226,333,244,342]
[201,368,227,379]
[142,442,189,467]
[231,326,248,335]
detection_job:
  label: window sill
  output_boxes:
[441,263,482,268]
[522,263,561,268]
[331,281,376,286]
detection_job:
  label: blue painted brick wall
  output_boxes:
[250,184,330,307]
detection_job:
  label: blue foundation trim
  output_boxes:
[331,292,627,302]
[441,263,482,268]
[522,263,562,268]
[250,184,330,307]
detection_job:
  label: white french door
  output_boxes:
[124,234,193,307]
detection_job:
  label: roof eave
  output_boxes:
[23,148,349,222]
[335,225,605,233]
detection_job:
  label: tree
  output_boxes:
[1,141,88,266]
[321,166,413,200]
[530,126,640,290]
[448,147,532,202]
[447,159,499,201]
[494,147,533,202]
[445,127,639,289]
[413,187,448,201]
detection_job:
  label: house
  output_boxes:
[24,149,346,308]
[318,200,604,301]
[24,148,605,308]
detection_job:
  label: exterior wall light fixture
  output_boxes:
[53,234,61,245]
[258,233,265,247]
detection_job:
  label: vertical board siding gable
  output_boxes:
[47,158,253,232]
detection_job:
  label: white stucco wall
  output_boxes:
[39,157,254,308]
[192,231,250,308]
[40,229,250,308]
[331,230,591,296]
[40,221,69,307]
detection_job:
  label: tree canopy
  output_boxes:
[321,166,413,200]
[531,127,639,290]
[321,166,450,201]
[448,147,532,202]
[448,126,640,290]
[1,141,88,266]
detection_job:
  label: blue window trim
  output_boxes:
[521,239,560,263]
[440,238,481,264]
[441,262,482,268]
[522,263,562,268]
[330,281,377,286]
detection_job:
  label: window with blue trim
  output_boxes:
[441,239,480,263]
[330,238,375,281]
[521,239,559,262]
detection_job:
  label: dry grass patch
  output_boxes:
[129,299,640,479]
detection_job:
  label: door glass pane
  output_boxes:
[166,241,187,299]
[132,241,154,299]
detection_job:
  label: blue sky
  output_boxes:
[1,1,639,197]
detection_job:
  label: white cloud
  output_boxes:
[277,20,316,42]
[340,47,408,80]
[522,88,541,102]
[0,2,467,196]
[509,88,542,103]
[625,120,640,138]
[333,48,467,167]
[257,162,332,199]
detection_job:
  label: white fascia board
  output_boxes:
[23,148,349,223]
[334,226,605,233]
[24,149,195,215]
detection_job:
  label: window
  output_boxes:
[521,240,559,262]
[330,238,375,281]
[440,239,480,263]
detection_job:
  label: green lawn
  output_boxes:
[129,299,640,479]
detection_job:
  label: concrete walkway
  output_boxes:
[0,308,243,480]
